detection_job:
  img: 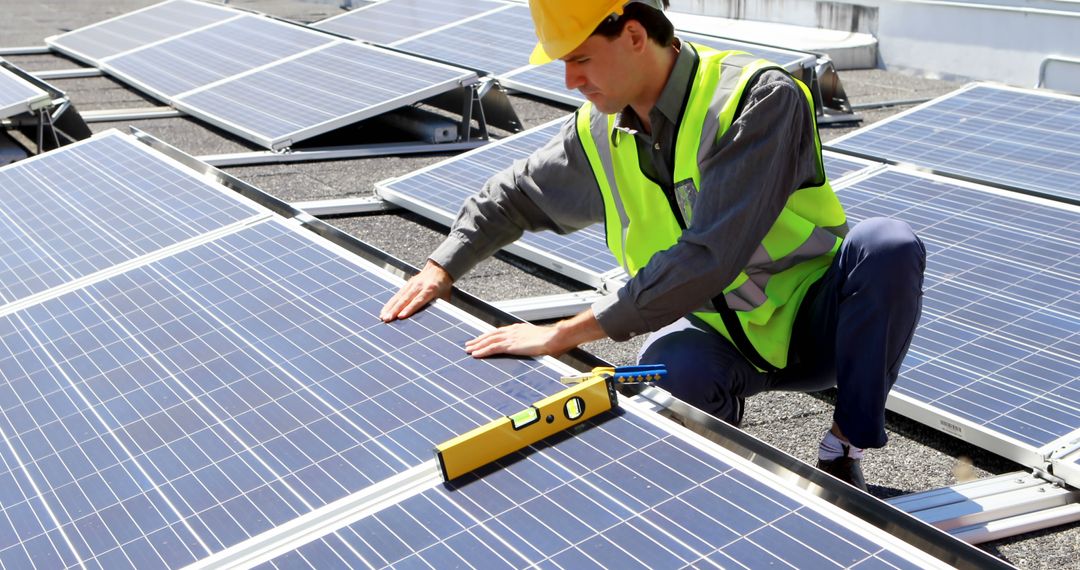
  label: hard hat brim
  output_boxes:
[529,41,554,66]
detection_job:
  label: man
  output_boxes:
[380,0,925,491]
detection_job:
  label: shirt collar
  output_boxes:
[612,37,698,141]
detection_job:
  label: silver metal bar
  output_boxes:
[0,46,52,56]
[492,290,605,322]
[887,470,1080,542]
[952,503,1080,544]
[851,97,934,111]
[33,68,104,80]
[291,197,398,217]
[198,140,487,167]
[81,107,185,123]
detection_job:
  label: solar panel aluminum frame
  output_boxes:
[125,128,1008,569]
[1048,431,1080,487]
[170,40,481,150]
[0,60,92,154]
[831,165,1080,474]
[0,63,51,119]
[826,82,1080,205]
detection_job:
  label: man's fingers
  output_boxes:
[397,289,434,319]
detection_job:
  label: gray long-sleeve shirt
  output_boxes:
[430,40,821,341]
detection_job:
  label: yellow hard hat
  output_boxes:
[528,0,663,65]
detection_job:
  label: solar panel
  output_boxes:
[0,218,574,567]
[46,0,237,63]
[0,130,998,569]
[102,15,335,98]
[255,402,948,569]
[312,0,506,46]
[393,4,536,75]
[828,84,1080,203]
[0,131,262,306]
[501,31,816,105]
[377,118,621,287]
[174,41,478,149]
[833,167,1079,464]
[0,63,50,119]
[822,150,879,182]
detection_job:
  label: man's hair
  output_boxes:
[592,1,674,47]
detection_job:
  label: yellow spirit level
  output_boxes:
[434,365,666,482]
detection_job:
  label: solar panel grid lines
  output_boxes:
[45,0,238,64]
[0,64,51,119]
[0,295,218,569]
[0,213,590,568]
[100,15,335,99]
[0,131,263,309]
[312,0,510,46]
[827,83,1080,204]
[831,167,1080,456]
[254,398,951,570]
[174,41,479,149]
[0,410,86,569]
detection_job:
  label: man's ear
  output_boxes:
[622,20,648,54]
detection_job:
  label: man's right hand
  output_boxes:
[379,260,453,322]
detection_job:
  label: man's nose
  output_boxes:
[564,63,584,91]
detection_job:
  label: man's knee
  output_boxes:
[638,323,744,420]
[844,217,926,286]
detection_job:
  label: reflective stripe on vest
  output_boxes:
[577,44,848,371]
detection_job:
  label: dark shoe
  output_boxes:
[816,454,868,491]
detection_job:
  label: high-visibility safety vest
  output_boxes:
[576,44,848,371]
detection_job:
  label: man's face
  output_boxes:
[561,31,635,114]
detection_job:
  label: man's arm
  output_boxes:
[454,72,820,357]
[380,117,604,322]
[593,70,821,340]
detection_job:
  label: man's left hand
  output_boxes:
[465,323,564,358]
[464,309,608,358]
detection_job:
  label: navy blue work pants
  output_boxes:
[638,217,926,449]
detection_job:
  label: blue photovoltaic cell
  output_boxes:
[259,410,929,569]
[394,4,536,75]
[381,120,619,277]
[836,169,1079,448]
[313,0,504,46]
[504,32,810,104]
[0,219,575,568]
[47,0,236,62]
[177,42,474,147]
[0,66,48,118]
[0,132,260,305]
[104,15,333,98]
[830,85,1080,203]
[823,152,874,182]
